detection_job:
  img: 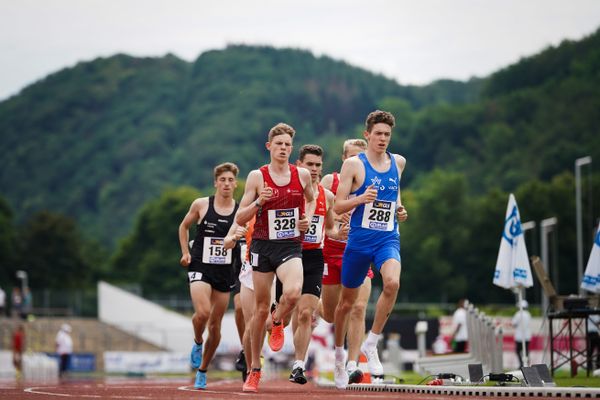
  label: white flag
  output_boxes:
[581,224,600,293]
[493,194,533,289]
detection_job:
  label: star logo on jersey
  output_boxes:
[371,176,381,187]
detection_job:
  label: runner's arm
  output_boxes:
[235,170,264,226]
[333,158,376,215]
[178,198,208,266]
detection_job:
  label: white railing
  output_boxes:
[414,303,503,379]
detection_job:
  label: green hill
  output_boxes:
[1,30,599,301]
[1,29,598,255]
[0,45,480,247]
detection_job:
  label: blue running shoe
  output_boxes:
[190,342,203,369]
[194,370,207,389]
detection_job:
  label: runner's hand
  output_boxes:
[361,184,378,204]
[298,214,309,233]
[397,205,408,222]
[257,182,273,206]
[180,253,191,267]
[233,225,247,240]
[337,222,349,240]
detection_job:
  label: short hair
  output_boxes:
[298,144,323,161]
[342,139,367,157]
[268,123,295,142]
[214,162,239,180]
[365,110,395,132]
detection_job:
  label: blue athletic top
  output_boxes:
[347,152,400,249]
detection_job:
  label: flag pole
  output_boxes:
[516,287,528,367]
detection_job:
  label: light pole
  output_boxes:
[540,217,557,315]
[520,221,536,304]
[15,270,28,293]
[576,156,592,295]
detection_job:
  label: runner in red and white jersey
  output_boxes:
[287,144,340,384]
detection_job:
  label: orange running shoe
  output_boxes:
[268,308,284,351]
[242,369,261,392]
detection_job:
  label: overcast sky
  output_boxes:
[1,0,600,101]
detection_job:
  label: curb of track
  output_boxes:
[317,379,600,398]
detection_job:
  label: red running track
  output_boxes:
[0,376,543,399]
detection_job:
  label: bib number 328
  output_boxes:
[268,208,300,239]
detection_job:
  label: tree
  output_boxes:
[0,196,18,286]
[110,186,201,294]
[19,211,92,289]
[400,169,471,302]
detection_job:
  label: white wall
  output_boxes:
[98,281,241,353]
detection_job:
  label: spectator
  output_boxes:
[11,287,22,318]
[21,287,32,320]
[451,299,468,353]
[0,285,6,316]
[13,324,25,375]
[588,314,600,370]
[511,299,532,368]
[56,324,73,376]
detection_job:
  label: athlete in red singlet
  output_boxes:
[288,144,340,384]
[235,123,315,393]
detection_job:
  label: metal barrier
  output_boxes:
[414,303,504,379]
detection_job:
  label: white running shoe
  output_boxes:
[360,342,383,376]
[334,362,348,389]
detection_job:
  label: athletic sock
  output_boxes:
[364,331,381,348]
[335,346,345,364]
[292,360,305,370]
[346,360,357,372]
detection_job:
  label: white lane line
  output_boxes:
[24,387,98,398]
[177,385,252,396]
[23,386,151,399]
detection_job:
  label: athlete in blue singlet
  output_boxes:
[341,151,400,288]
[331,110,409,389]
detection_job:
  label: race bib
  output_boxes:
[267,207,300,240]
[304,215,324,244]
[188,271,202,283]
[202,237,231,264]
[361,200,395,231]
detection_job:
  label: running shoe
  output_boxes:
[190,342,203,369]
[235,350,246,372]
[242,370,261,392]
[193,370,207,390]
[348,368,364,384]
[334,362,348,389]
[268,308,284,352]
[360,342,383,376]
[289,367,307,384]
